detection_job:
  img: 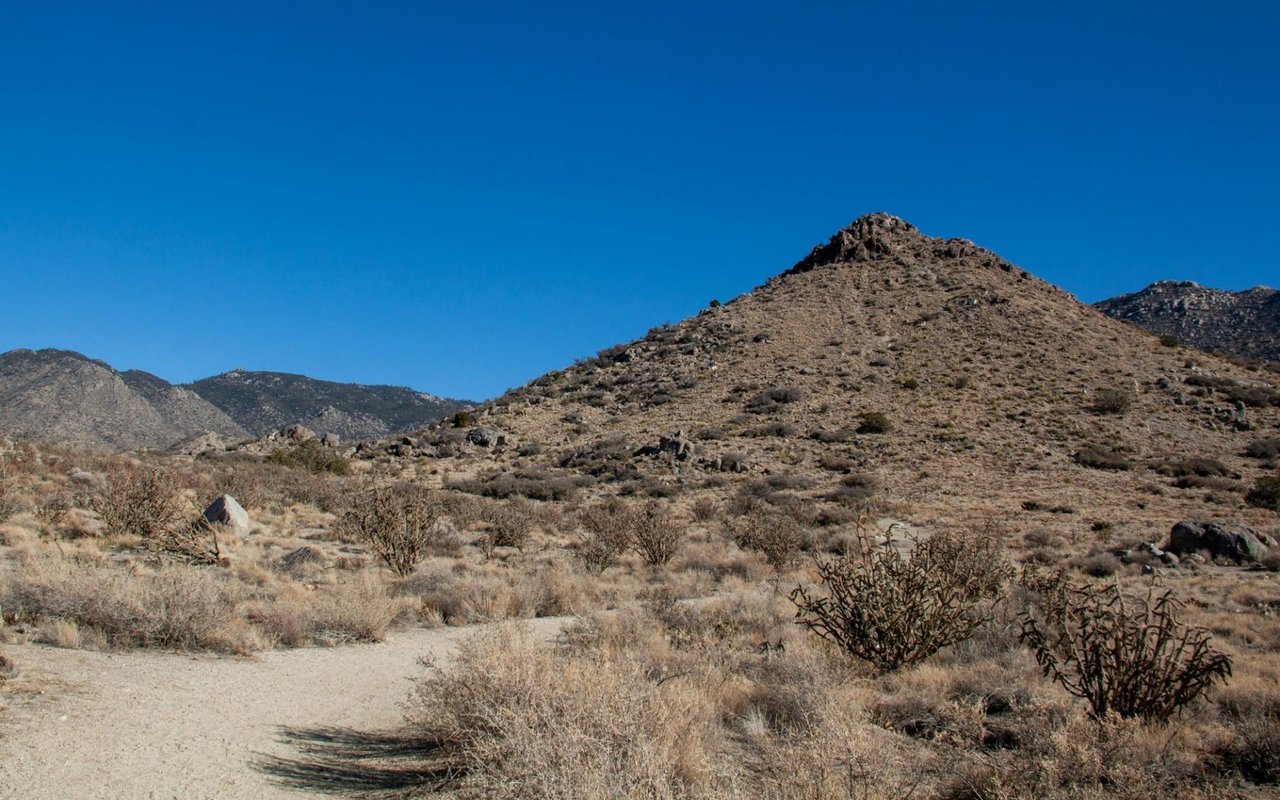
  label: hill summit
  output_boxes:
[376,213,1279,538]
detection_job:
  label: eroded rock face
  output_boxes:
[1166,520,1272,563]
[204,494,250,536]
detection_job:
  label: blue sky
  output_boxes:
[2,2,1276,400]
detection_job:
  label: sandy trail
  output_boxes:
[0,618,563,799]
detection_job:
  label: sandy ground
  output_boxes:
[0,618,564,799]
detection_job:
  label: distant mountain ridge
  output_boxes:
[1096,281,1280,362]
[185,370,471,441]
[0,349,471,450]
[0,349,247,450]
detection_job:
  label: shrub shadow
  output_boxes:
[253,725,456,797]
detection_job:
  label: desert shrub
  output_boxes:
[856,412,891,434]
[264,440,350,475]
[1246,438,1280,460]
[1159,334,1179,347]
[2,556,247,652]
[825,473,878,505]
[731,506,803,569]
[745,386,802,414]
[1154,457,1231,477]
[33,490,71,534]
[1018,569,1232,721]
[448,471,583,501]
[1092,387,1133,415]
[689,497,719,522]
[817,453,855,472]
[747,421,796,438]
[410,627,716,798]
[88,467,186,539]
[573,498,634,574]
[1071,551,1121,578]
[791,527,1011,672]
[303,574,401,644]
[337,483,450,576]
[474,499,533,553]
[1073,446,1131,471]
[808,427,855,444]
[1214,693,1280,784]
[1246,475,1280,512]
[628,501,683,566]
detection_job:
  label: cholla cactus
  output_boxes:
[790,526,1010,672]
[1019,569,1232,720]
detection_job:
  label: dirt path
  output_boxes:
[0,618,564,799]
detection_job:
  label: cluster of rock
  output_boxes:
[1118,520,1274,572]
[356,425,511,460]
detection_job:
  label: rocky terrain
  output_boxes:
[1097,280,1280,363]
[4,214,1280,799]
[0,349,248,450]
[187,370,471,442]
[368,213,1280,542]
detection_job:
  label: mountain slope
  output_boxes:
[1096,281,1280,362]
[391,213,1280,536]
[187,370,471,440]
[0,349,247,450]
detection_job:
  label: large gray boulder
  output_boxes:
[204,494,250,536]
[282,423,316,443]
[466,428,506,448]
[1166,521,1272,564]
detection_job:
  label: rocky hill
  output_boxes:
[366,213,1280,541]
[0,349,248,450]
[186,370,471,441]
[1097,281,1280,362]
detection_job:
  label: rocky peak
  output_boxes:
[787,212,922,273]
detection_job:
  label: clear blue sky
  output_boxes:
[2,2,1276,400]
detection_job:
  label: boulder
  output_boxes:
[1166,520,1270,564]
[203,494,250,536]
[320,433,341,448]
[282,423,316,443]
[467,428,507,448]
[658,430,696,461]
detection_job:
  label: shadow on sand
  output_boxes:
[253,725,456,797]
